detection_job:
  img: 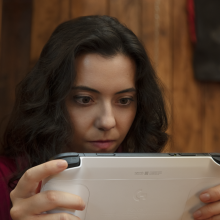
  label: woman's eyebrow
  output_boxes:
[115,88,136,94]
[71,86,100,93]
[71,86,136,94]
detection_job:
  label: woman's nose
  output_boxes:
[95,103,116,131]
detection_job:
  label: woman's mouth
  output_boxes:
[88,140,115,149]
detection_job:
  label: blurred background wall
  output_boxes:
[0,0,219,153]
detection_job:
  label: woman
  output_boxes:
[0,15,219,220]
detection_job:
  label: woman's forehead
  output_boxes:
[74,53,136,92]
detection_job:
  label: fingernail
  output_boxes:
[57,160,67,168]
[200,193,210,201]
[193,210,201,218]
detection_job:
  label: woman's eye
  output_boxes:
[119,98,132,105]
[74,96,93,104]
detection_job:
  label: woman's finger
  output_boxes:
[11,160,67,201]
[193,201,220,219]
[11,190,85,217]
[11,211,81,220]
[205,215,220,220]
[199,185,220,203]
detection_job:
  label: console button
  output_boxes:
[210,153,220,157]
[179,153,196,156]
[196,153,209,156]
[52,152,79,159]
[212,157,220,165]
[64,157,80,168]
[96,153,115,156]
[210,153,220,165]
[50,153,81,168]
[169,153,178,156]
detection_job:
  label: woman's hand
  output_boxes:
[193,185,220,220]
[10,160,85,220]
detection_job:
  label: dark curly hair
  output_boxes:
[2,15,168,187]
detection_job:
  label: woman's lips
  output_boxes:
[88,140,115,149]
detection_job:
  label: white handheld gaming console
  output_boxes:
[40,152,220,220]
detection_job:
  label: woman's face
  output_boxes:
[65,53,137,153]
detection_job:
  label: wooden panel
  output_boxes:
[204,84,220,152]
[30,0,70,68]
[70,0,108,18]
[0,0,32,139]
[109,0,142,39]
[142,0,172,151]
[0,0,2,53]
[172,0,203,152]
[142,0,172,91]
[141,0,154,59]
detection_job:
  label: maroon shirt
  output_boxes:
[0,156,17,220]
